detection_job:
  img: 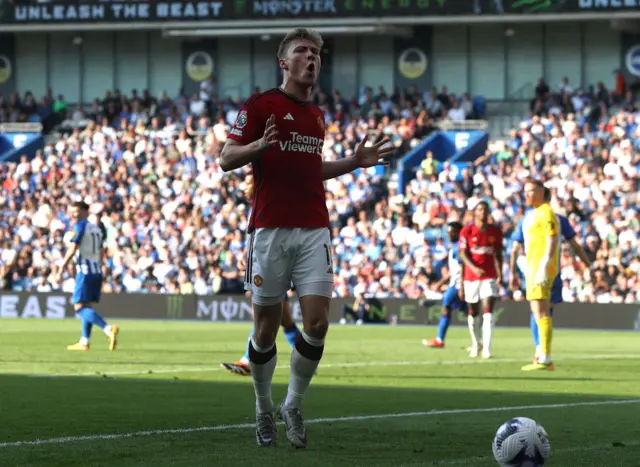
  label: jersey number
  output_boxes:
[90,232,101,254]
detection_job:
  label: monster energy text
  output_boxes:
[167,295,184,319]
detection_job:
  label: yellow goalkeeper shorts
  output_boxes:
[526,276,553,301]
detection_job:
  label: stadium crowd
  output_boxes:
[0,81,637,305]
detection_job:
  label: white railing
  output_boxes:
[436,119,488,132]
[0,122,43,133]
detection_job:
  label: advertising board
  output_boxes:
[1,292,638,332]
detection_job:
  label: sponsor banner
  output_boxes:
[380,300,640,331]
[7,1,226,24]
[181,40,217,99]
[1,292,639,331]
[621,33,640,84]
[4,0,639,25]
[0,34,15,99]
[0,293,73,319]
[195,296,254,322]
[394,26,431,94]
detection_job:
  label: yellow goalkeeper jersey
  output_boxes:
[522,202,560,279]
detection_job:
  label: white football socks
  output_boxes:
[467,315,481,349]
[249,337,277,413]
[482,313,493,356]
[284,331,324,409]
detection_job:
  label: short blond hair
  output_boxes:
[524,178,544,189]
[277,28,323,59]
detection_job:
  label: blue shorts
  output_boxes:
[442,286,468,312]
[550,276,562,305]
[72,274,103,305]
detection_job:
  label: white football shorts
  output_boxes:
[463,279,498,304]
[244,227,334,306]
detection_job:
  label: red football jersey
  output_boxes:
[459,223,503,282]
[227,88,329,230]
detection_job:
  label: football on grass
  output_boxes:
[492,417,551,466]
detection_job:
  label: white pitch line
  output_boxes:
[1,398,638,449]
[23,353,640,378]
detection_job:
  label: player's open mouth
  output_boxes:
[306,63,315,73]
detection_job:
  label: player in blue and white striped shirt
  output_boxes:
[422,222,468,348]
[57,201,119,351]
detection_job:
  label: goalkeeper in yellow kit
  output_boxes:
[520,179,560,371]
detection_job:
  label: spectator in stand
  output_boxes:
[0,81,635,304]
[0,90,55,125]
[471,79,638,303]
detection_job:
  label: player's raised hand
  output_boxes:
[259,114,279,148]
[354,134,395,168]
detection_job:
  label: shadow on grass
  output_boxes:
[1,372,639,467]
[1,373,635,432]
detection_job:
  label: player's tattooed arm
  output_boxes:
[220,114,278,171]
[568,238,592,269]
[509,242,522,290]
[321,157,359,180]
[494,243,504,285]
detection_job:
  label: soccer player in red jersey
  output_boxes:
[220,28,393,449]
[458,201,503,359]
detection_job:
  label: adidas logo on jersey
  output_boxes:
[283,113,294,121]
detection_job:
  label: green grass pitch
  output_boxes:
[0,319,639,466]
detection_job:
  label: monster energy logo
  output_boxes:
[423,304,506,323]
[368,303,387,321]
[167,295,184,319]
[510,0,553,13]
[197,297,253,321]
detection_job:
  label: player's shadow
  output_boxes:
[1,373,639,467]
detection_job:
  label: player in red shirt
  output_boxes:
[220,28,393,449]
[458,201,503,359]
